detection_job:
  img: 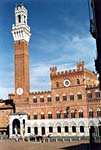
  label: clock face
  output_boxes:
[16,88,23,95]
[63,79,70,87]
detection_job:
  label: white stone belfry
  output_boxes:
[12,2,31,42]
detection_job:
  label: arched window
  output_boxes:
[64,111,68,118]
[71,110,75,118]
[89,109,93,118]
[80,126,84,133]
[33,96,37,103]
[40,96,44,103]
[49,126,53,133]
[95,90,100,98]
[57,126,61,133]
[33,113,37,119]
[47,95,52,102]
[87,91,92,99]
[18,15,21,23]
[56,94,60,102]
[97,108,101,117]
[48,112,52,119]
[77,79,80,85]
[34,127,38,135]
[70,93,74,101]
[62,94,67,101]
[56,111,61,119]
[72,126,76,133]
[77,92,82,100]
[64,126,68,133]
[79,110,83,118]
[40,112,45,119]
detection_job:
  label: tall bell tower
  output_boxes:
[12,3,31,103]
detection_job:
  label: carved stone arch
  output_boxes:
[88,120,95,127]
[78,121,85,127]
[55,121,62,127]
[40,122,46,127]
[70,121,77,126]
[63,121,69,127]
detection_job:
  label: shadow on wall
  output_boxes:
[60,143,101,150]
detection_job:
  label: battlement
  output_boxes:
[50,61,85,77]
[30,90,51,95]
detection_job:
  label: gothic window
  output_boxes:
[95,90,100,98]
[87,91,92,99]
[79,110,83,118]
[57,126,61,133]
[89,109,93,118]
[33,97,37,103]
[71,111,75,118]
[64,126,68,133]
[41,113,45,119]
[80,126,84,133]
[63,94,67,101]
[49,127,53,133]
[47,95,52,102]
[72,126,76,133]
[77,92,82,100]
[56,95,60,102]
[48,112,52,119]
[77,79,80,85]
[64,111,68,118]
[97,108,101,117]
[34,114,37,119]
[40,96,44,103]
[70,93,74,101]
[56,112,61,119]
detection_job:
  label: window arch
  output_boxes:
[40,112,45,119]
[77,92,82,100]
[56,94,60,102]
[48,112,52,119]
[64,126,68,133]
[33,96,37,103]
[80,126,84,133]
[95,90,100,98]
[40,95,44,103]
[56,111,61,119]
[62,93,67,101]
[72,126,76,133]
[89,108,93,118]
[79,110,83,118]
[77,79,80,85]
[47,95,52,102]
[71,110,75,118]
[57,126,61,133]
[87,91,92,99]
[97,108,101,117]
[70,92,74,101]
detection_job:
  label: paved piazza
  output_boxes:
[0,140,91,150]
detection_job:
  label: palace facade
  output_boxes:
[8,3,101,139]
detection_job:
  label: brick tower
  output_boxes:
[12,3,31,104]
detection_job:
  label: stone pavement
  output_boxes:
[0,140,91,150]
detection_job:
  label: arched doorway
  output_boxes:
[12,119,20,134]
[89,126,95,143]
[41,127,45,135]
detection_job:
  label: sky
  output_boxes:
[0,0,97,99]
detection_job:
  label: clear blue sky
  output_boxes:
[0,0,96,99]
